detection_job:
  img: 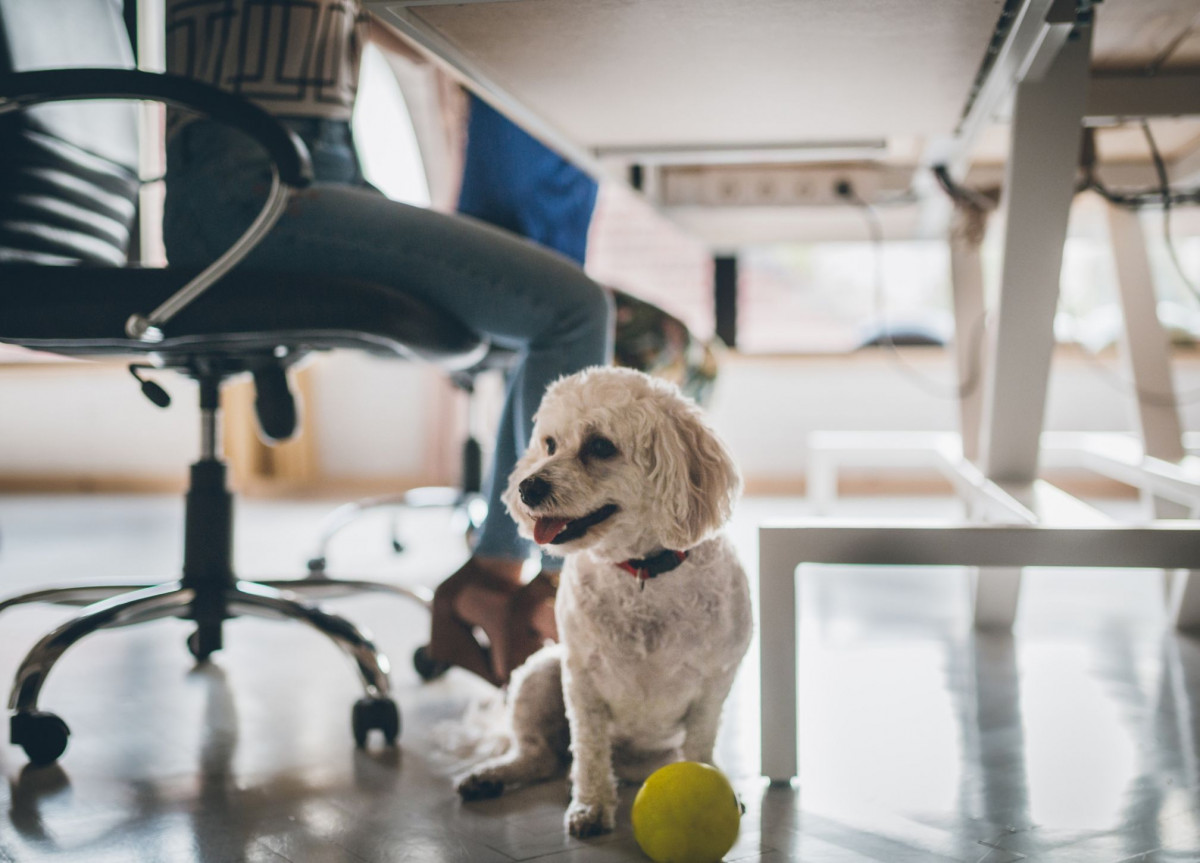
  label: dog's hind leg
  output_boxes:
[456,732,562,800]
[456,645,568,800]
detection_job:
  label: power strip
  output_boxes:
[658,164,913,207]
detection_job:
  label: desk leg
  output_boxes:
[949,208,987,464]
[952,211,1022,627]
[1170,571,1200,631]
[980,28,1091,483]
[1108,201,1186,465]
[976,29,1091,630]
[973,566,1024,629]
[759,528,799,783]
[807,450,838,516]
[1106,200,1200,626]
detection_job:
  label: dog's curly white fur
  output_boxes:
[454,367,752,839]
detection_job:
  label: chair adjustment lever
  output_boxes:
[129,365,171,408]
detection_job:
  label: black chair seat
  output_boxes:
[0,264,489,370]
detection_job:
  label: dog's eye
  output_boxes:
[545,437,557,455]
[586,436,618,460]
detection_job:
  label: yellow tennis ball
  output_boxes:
[631,761,741,863]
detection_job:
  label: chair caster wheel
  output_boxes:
[187,628,220,662]
[413,645,450,682]
[11,711,70,766]
[352,697,400,747]
[306,556,327,575]
[390,539,405,554]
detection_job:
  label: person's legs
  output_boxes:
[416,219,607,683]
[164,121,611,685]
[449,98,600,681]
[164,127,612,484]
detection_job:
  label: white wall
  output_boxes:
[2,347,1198,490]
[706,348,1200,480]
[0,353,441,485]
[306,353,442,479]
[0,363,200,477]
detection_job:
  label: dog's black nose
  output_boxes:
[519,476,551,507]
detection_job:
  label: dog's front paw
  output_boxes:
[456,772,505,801]
[566,799,615,838]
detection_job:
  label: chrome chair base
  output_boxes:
[304,364,499,576]
[0,577,432,614]
[2,366,411,766]
[7,579,391,710]
[305,487,485,575]
[4,577,402,766]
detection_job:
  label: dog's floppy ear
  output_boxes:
[650,400,741,550]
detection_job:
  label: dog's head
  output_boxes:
[504,366,741,562]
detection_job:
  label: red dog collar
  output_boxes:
[617,549,689,589]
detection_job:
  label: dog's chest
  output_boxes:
[557,540,744,681]
[562,565,705,656]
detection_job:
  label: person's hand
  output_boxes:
[501,571,559,680]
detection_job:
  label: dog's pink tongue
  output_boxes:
[533,517,570,545]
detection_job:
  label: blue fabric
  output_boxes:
[163,118,612,562]
[456,95,598,267]
[452,96,601,569]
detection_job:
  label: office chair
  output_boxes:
[0,1,491,765]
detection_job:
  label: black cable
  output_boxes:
[840,182,988,401]
[1083,177,1200,209]
[933,164,997,213]
[935,130,1200,410]
[1141,120,1200,306]
[1075,124,1200,210]
[1074,342,1200,408]
[1072,123,1200,408]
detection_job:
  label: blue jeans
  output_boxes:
[163,119,613,563]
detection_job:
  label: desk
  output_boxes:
[367,0,1002,185]
[369,0,1200,242]
[368,0,1200,784]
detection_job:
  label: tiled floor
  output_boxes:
[0,492,1197,862]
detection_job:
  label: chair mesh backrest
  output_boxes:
[0,0,141,265]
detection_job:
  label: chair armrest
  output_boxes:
[0,68,312,188]
[0,68,312,339]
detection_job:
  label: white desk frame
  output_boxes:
[761,21,1200,782]
[758,519,1200,783]
[364,0,1200,787]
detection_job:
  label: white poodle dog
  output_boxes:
[455,366,752,839]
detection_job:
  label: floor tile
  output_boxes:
[1,493,1198,862]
